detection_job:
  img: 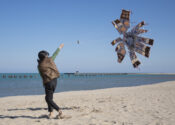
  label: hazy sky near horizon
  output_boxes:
[0,0,175,73]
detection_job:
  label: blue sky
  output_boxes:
[0,0,175,73]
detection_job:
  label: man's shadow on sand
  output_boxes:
[7,107,73,111]
[0,107,75,119]
[0,114,47,119]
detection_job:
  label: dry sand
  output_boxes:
[0,81,175,125]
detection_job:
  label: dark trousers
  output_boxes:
[44,78,59,112]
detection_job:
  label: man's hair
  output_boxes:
[38,50,49,63]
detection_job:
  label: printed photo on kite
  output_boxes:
[111,9,154,68]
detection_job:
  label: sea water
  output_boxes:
[0,73,175,97]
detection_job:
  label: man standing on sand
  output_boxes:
[37,43,64,119]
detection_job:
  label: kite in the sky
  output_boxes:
[111,9,154,68]
[77,40,80,44]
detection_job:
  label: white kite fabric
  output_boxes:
[111,9,154,68]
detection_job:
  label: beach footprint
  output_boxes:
[96,97,112,103]
[91,108,102,113]
[55,115,72,120]
[149,120,163,125]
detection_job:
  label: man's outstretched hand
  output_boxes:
[59,43,64,50]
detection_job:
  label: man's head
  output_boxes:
[38,50,49,61]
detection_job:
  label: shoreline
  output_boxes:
[0,80,175,99]
[1,73,175,75]
[0,81,175,125]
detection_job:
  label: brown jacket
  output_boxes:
[38,57,60,84]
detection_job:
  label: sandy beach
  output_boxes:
[0,81,175,125]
